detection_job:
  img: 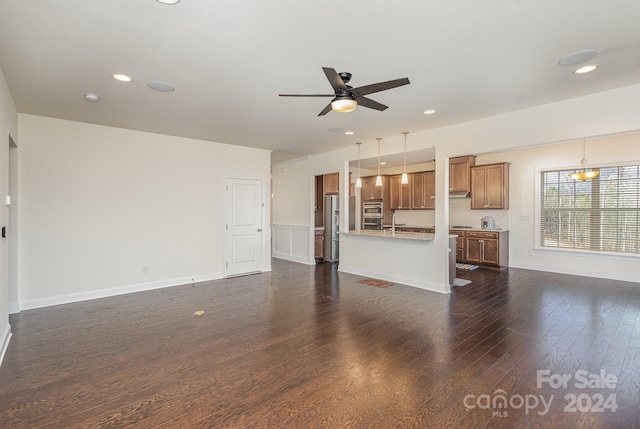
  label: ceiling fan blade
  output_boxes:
[351,77,410,97]
[279,94,334,97]
[322,67,348,92]
[356,96,388,111]
[318,103,333,116]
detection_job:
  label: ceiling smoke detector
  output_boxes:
[147,81,175,92]
[558,50,598,66]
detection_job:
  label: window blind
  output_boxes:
[540,164,640,255]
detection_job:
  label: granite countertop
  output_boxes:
[384,225,508,232]
[341,230,459,241]
[340,230,435,241]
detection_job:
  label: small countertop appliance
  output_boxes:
[481,216,495,230]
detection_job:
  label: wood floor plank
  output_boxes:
[0,259,639,428]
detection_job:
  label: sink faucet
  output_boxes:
[392,213,397,234]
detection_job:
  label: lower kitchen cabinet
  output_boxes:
[314,229,324,262]
[464,231,509,268]
[450,230,466,262]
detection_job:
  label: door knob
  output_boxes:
[257,228,262,232]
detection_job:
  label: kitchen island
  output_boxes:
[338,230,456,293]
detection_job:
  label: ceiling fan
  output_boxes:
[279,67,410,116]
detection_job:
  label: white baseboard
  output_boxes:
[18,272,224,312]
[509,262,640,283]
[0,324,11,367]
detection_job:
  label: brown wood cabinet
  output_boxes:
[411,171,435,209]
[464,231,509,268]
[324,172,339,195]
[470,163,509,209]
[314,229,324,262]
[450,230,467,262]
[449,155,476,194]
[360,175,386,200]
[389,174,411,210]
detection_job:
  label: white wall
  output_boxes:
[477,134,640,282]
[0,66,18,365]
[17,115,271,309]
[272,83,640,283]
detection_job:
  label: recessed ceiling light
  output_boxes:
[147,81,175,92]
[574,65,598,75]
[112,74,133,83]
[558,50,598,66]
[156,0,180,4]
[423,109,436,115]
[345,131,354,135]
[380,161,387,165]
[84,93,100,102]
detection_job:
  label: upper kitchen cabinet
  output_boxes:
[470,162,510,209]
[411,171,435,209]
[389,174,412,210]
[324,172,339,195]
[360,175,387,201]
[449,155,476,195]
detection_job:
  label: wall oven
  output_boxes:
[362,202,383,230]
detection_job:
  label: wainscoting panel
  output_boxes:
[272,224,313,265]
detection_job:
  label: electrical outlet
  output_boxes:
[142,264,149,273]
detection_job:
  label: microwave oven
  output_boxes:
[363,202,383,218]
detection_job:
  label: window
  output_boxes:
[540,164,640,255]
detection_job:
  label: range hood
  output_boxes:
[449,191,470,198]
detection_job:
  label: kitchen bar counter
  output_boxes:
[338,230,456,293]
[340,230,436,241]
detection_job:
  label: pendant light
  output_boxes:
[569,139,599,181]
[355,142,363,188]
[375,138,383,187]
[401,131,409,184]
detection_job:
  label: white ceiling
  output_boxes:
[1,1,640,164]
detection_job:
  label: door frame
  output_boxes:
[223,177,265,278]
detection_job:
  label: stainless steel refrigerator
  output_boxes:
[324,195,340,262]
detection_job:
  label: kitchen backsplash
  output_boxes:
[394,210,434,227]
[394,198,510,230]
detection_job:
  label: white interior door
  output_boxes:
[225,178,263,277]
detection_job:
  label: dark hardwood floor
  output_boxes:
[1,259,639,428]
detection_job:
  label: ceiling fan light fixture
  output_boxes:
[331,97,357,113]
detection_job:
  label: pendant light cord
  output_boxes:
[377,138,382,177]
[402,132,408,173]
